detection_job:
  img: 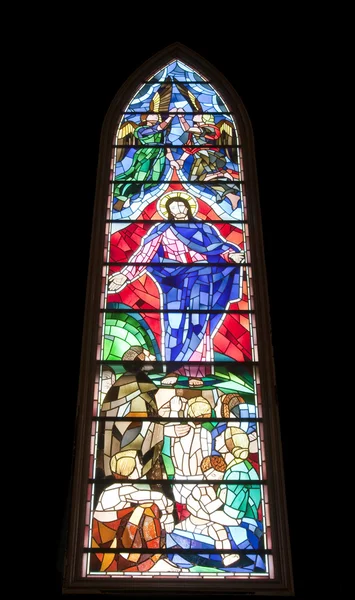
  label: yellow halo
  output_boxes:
[157,191,198,219]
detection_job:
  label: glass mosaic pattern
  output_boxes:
[83,60,273,580]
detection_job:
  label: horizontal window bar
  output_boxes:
[119,111,233,115]
[109,180,244,185]
[92,417,260,422]
[100,360,258,365]
[142,80,213,84]
[89,479,266,485]
[106,220,246,224]
[113,144,241,149]
[84,548,271,554]
[101,309,253,314]
[105,262,250,267]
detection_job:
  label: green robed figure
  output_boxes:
[113,77,179,210]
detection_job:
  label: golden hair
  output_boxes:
[201,455,227,473]
[221,393,245,418]
[225,427,250,461]
[187,396,211,418]
[110,452,136,478]
[202,114,215,124]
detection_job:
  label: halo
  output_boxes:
[157,191,198,219]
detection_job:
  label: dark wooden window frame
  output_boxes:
[63,42,293,596]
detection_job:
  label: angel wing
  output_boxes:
[149,76,173,114]
[115,120,138,162]
[116,78,173,163]
[148,76,173,137]
[216,119,235,145]
[216,119,237,161]
[173,78,202,112]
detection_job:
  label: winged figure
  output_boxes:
[173,78,240,209]
[113,77,178,211]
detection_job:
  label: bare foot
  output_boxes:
[162,375,178,385]
[222,553,240,566]
[188,378,203,387]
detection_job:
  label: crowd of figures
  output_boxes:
[91,349,264,575]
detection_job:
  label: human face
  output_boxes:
[169,200,189,220]
[203,467,224,480]
[146,114,159,125]
[215,431,228,454]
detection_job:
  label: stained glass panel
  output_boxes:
[82,58,275,582]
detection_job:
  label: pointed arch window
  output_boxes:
[63,45,293,595]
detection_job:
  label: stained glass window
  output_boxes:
[63,48,293,595]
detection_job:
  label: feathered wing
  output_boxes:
[149,76,173,136]
[149,76,173,113]
[216,119,237,161]
[173,78,202,112]
[115,78,173,165]
[115,120,138,162]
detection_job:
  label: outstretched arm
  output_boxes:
[199,223,245,264]
[109,229,163,292]
[136,111,176,138]
[158,108,177,131]
[223,250,245,264]
[177,108,190,132]
[166,148,181,170]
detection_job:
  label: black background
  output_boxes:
[31,29,332,598]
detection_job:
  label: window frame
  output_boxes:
[63,42,293,596]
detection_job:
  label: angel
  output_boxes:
[173,78,241,209]
[113,77,179,211]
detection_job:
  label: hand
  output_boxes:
[169,160,180,170]
[188,126,202,134]
[229,251,245,264]
[170,396,182,412]
[108,272,128,292]
[169,107,178,114]
[174,424,191,437]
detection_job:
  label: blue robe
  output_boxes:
[142,221,242,366]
